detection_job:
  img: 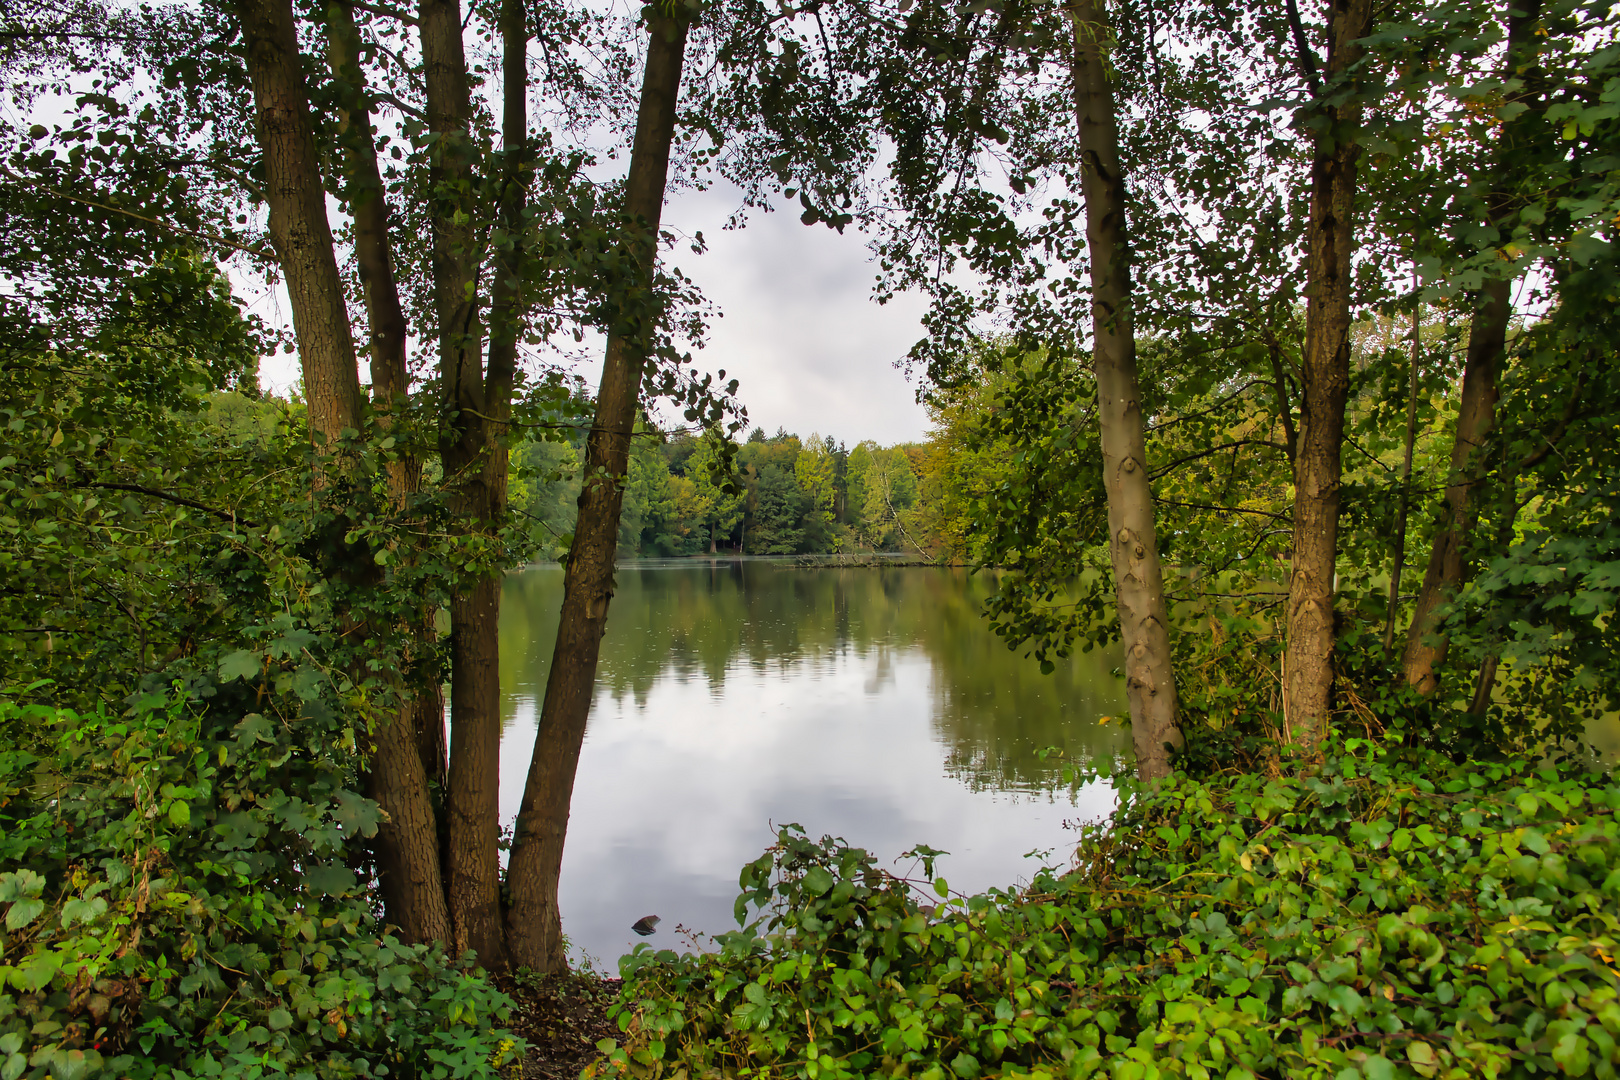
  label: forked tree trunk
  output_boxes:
[236,0,362,446]
[505,13,691,973]
[323,0,452,944]
[419,0,507,968]
[1069,0,1181,782]
[1401,0,1542,694]
[1282,0,1372,752]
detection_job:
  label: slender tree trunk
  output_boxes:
[1400,0,1541,694]
[323,0,452,944]
[325,0,409,420]
[1069,0,1181,782]
[486,0,527,413]
[1384,283,1422,652]
[419,0,506,968]
[505,13,690,972]
[1399,279,1507,692]
[1282,0,1372,751]
[236,0,362,447]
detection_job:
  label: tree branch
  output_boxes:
[1284,0,1323,97]
[79,482,244,522]
[1149,439,1288,481]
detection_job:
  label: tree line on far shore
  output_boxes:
[511,423,934,559]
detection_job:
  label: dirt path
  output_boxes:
[498,972,622,1080]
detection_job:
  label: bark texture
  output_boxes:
[1399,278,1508,693]
[322,0,452,945]
[1070,0,1181,782]
[485,0,527,412]
[505,15,690,973]
[418,0,506,968]
[1400,0,1542,694]
[325,0,409,417]
[366,706,452,943]
[1283,0,1372,751]
[236,0,362,447]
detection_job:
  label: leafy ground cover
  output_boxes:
[592,738,1620,1080]
[0,692,522,1080]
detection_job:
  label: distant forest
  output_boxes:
[512,421,940,559]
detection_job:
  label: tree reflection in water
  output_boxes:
[498,559,1131,964]
[499,560,1128,795]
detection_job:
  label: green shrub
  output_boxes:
[596,738,1620,1079]
[0,690,521,1080]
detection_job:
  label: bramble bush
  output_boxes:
[0,689,522,1080]
[0,265,530,1079]
[595,736,1619,1080]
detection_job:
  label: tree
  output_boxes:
[234,0,456,944]
[505,6,696,972]
[1282,0,1375,750]
[794,433,839,550]
[748,464,805,554]
[1399,0,1545,696]
[320,0,451,944]
[1069,0,1182,780]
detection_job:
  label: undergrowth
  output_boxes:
[593,735,1619,1079]
[0,690,521,1080]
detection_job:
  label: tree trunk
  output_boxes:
[1384,285,1421,653]
[1399,278,1507,693]
[505,13,690,973]
[235,0,362,447]
[1400,0,1541,694]
[366,704,453,943]
[324,0,409,419]
[485,0,527,415]
[1282,0,1372,752]
[1069,0,1181,783]
[322,0,452,944]
[418,0,506,968]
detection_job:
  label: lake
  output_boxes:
[496,559,1128,968]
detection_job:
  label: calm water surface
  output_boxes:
[497,560,1128,967]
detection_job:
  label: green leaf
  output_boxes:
[60,897,107,928]
[331,790,382,838]
[217,649,261,683]
[5,898,44,930]
[0,871,43,903]
[268,1008,294,1031]
[303,863,358,897]
[1361,1054,1395,1080]
[1568,233,1612,266]
[168,800,191,828]
[802,866,834,896]
[1406,1041,1438,1078]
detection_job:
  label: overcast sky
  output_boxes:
[255,181,937,449]
[661,186,936,447]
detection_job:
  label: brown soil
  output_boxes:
[498,971,622,1080]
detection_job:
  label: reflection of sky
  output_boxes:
[498,640,1115,971]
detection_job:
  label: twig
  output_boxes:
[79,482,242,523]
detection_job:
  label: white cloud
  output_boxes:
[663,185,934,447]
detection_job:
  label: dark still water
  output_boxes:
[496,560,1128,968]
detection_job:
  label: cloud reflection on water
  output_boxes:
[497,561,1127,967]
